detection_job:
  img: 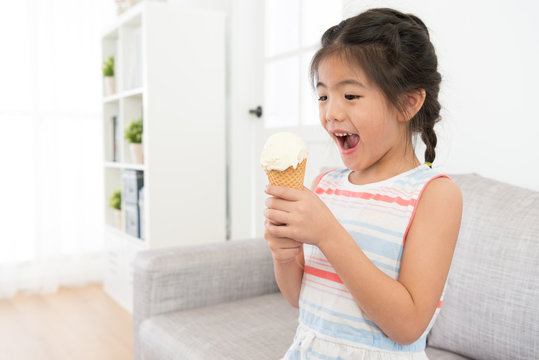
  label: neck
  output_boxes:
[349,143,420,186]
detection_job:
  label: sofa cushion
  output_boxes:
[425,346,471,360]
[139,293,299,360]
[427,174,539,360]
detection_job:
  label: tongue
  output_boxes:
[346,134,359,148]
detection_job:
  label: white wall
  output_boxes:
[169,0,257,240]
[345,0,539,191]
[167,0,539,240]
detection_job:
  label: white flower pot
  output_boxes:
[130,143,144,164]
[112,208,123,229]
[104,76,115,96]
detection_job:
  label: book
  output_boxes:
[112,115,119,161]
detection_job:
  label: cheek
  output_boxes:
[318,105,326,125]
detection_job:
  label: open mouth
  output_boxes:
[334,132,360,151]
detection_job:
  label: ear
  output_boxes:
[397,89,426,122]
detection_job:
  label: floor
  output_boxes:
[0,284,133,360]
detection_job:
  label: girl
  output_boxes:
[264,8,462,360]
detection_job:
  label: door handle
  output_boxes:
[248,106,263,118]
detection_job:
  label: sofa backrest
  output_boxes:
[427,174,539,360]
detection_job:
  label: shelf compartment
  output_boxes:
[103,87,143,103]
[104,161,145,171]
[104,167,123,230]
[103,102,121,163]
[122,95,144,166]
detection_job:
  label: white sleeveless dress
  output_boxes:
[283,164,449,360]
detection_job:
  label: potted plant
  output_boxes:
[102,56,115,96]
[125,118,144,164]
[109,189,122,228]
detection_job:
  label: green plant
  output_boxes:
[125,118,143,143]
[102,56,115,77]
[109,189,121,210]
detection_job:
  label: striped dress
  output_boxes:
[283,164,449,360]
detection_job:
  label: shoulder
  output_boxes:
[408,176,463,246]
[420,176,462,212]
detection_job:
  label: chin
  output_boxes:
[342,159,365,172]
[341,155,378,173]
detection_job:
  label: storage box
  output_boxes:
[139,187,145,240]
[122,169,144,204]
[124,202,140,238]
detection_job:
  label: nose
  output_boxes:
[324,98,344,123]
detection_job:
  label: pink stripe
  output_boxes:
[324,197,412,216]
[402,175,450,246]
[321,184,417,198]
[304,265,343,284]
[315,187,417,207]
[310,256,329,264]
[309,259,332,269]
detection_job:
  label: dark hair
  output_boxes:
[310,8,441,164]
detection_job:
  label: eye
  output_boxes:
[345,94,361,100]
[317,95,327,102]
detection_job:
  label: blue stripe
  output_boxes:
[307,349,344,360]
[370,258,399,275]
[338,218,404,239]
[347,230,403,261]
[325,169,348,180]
[299,308,427,352]
[396,170,434,187]
[300,298,377,328]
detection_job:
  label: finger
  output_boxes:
[265,196,295,211]
[264,218,284,227]
[265,185,303,201]
[264,226,298,244]
[274,235,301,247]
[264,208,290,225]
[267,236,302,250]
[266,222,293,239]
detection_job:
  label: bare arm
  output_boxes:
[264,173,324,308]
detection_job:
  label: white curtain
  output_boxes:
[0,0,115,298]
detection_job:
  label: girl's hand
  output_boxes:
[264,185,340,247]
[263,219,303,264]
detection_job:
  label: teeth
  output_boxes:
[334,132,353,137]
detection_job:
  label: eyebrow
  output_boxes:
[316,79,367,89]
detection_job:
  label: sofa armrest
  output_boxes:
[133,238,278,355]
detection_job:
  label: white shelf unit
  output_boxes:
[101,2,226,313]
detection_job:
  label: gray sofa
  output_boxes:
[133,174,539,360]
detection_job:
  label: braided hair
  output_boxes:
[310,8,441,165]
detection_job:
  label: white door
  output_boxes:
[250,0,345,237]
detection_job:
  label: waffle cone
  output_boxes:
[266,158,307,190]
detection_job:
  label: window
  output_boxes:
[264,0,342,128]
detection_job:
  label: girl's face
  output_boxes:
[316,54,410,173]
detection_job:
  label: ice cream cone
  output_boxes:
[266,158,307,190]
[260,132,308,190]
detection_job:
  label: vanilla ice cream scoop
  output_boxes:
[260,132,308,171]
